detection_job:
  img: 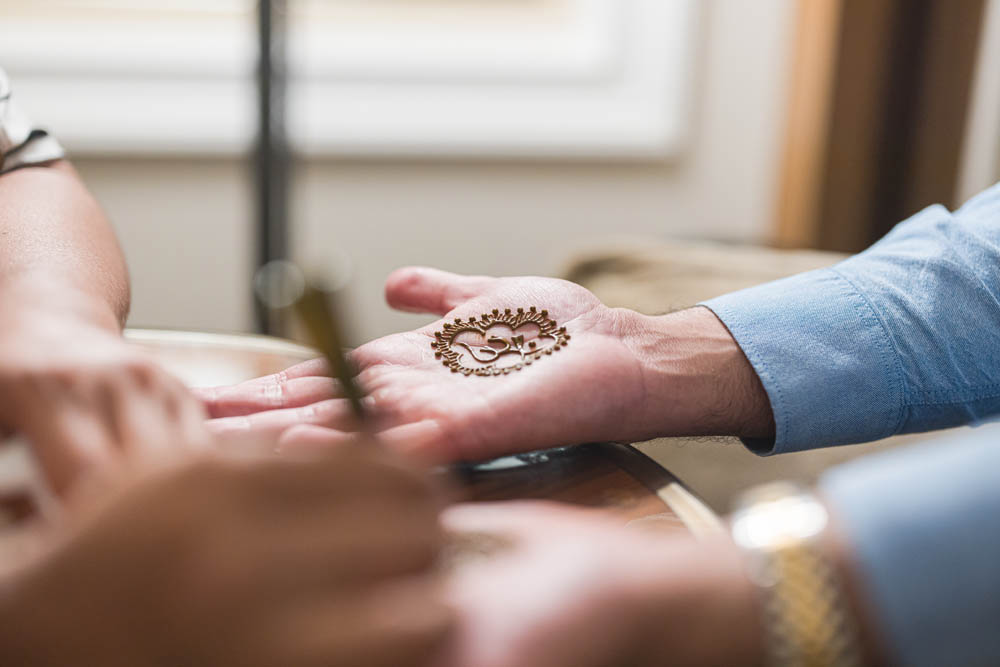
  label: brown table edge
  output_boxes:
[600,443,724,538]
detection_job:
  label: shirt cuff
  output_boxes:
[700,268,904,454]
[821,427,1000,666]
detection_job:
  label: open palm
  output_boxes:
[197,267,654,462]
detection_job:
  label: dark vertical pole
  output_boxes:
[255,0,291,333]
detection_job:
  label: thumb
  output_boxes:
[384,267,495,316]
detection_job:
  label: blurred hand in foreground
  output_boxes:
[440,502,761,667]
[198,267,771,463]
[0,442,452,667]
[0,281,210,495]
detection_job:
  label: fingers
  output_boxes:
[207,399,360,447]
[226,445,446,583]
[105,363,211,464]
[384,267,495,316]
[276,424,350,455]
[22,403,119,496]
[441,502,531,535]
[378,421,452,462]
[442,501,594,537]
[173,386,212,451]
[253,446,434,503]
[132,450,449,667]
[276,423,459,507]
[112,387,175,457]
[194,375,339,418]
[278,420,448,463]
[278,358,332,379]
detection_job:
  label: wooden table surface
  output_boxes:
[0,330,720,539]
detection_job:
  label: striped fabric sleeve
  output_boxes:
[0,68,65,174]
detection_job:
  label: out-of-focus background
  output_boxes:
[4,0,996,343]
[3,0,1000,507]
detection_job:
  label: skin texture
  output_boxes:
[0,443,453,667]
[440,502,764,667]
[0,161,209,494]
[274,425,886,667]
[198,267,774,462]
[438,502,886,667]
[198,267,888,667]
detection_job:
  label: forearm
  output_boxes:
[0,161,129,330]
[622,306,774,441]
[695,185,1000,452]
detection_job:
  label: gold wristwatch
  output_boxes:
[730,482,862,667]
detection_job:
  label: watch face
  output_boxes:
[732,493,828,549]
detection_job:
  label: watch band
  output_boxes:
[731,482,863,667]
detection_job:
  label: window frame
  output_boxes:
[0,0,700,159]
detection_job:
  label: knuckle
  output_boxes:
[369,385,398,409]
[122,357,160,386]
[274,377,289,408]
[258,371,289,409]
[27,365,78,389]
[281,422,319,441]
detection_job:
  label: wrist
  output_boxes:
[622,306,774,439]
[731,484,884,667]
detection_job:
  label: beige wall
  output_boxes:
[74,0,798,344]
[77,158,255,333]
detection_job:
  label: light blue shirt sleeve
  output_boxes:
[701,183,1000,664]
[821,425,1000,666]
[702,182,1000,454]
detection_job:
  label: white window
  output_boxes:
[0,0,699,158]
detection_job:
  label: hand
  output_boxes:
[200,267,771,462]
[0,282,208,495]
[0,444,453,667]
[440,502,761,667]
[201,267,735,463]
